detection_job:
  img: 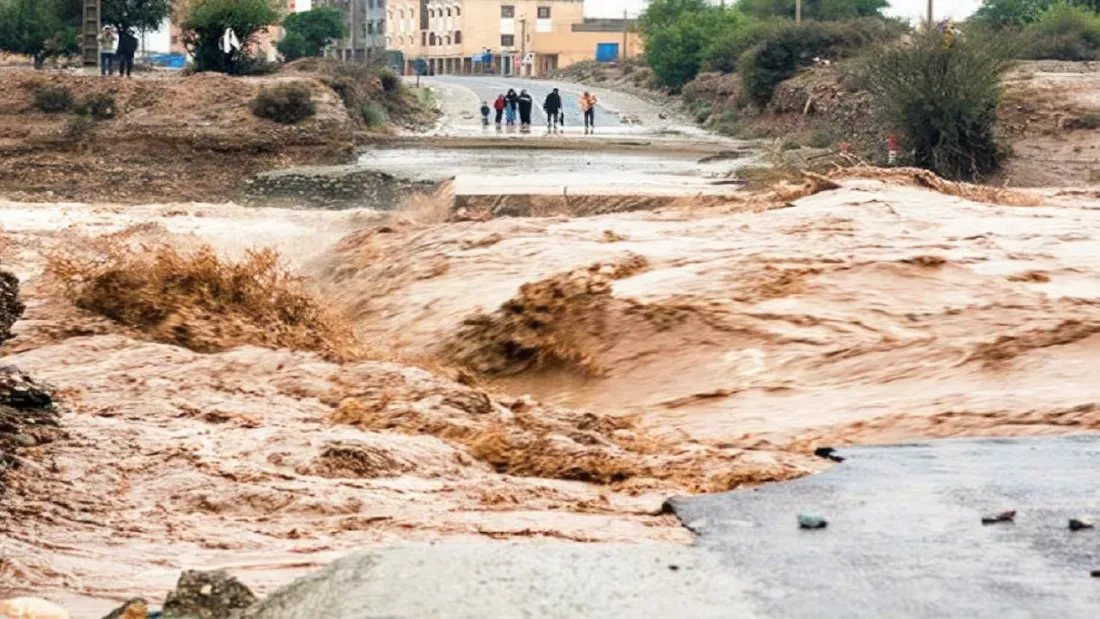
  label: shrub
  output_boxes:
[378,68,400,93]
[640,0,744,90]
[691,100,712,123]
[361,100,388,127]
[739,18,906,105]
[279,6,346,60]
[1071,110,1100,129]
[64,115,95,140]
[703,19,779,73]
[737,0,889,20]
[33,84,73,113]
[76,93,117,119]
[1023,1,1100,60]
[250,83,316,124]
[863,28,1013,181]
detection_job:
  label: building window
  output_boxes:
[387,36,393,46]
[445,8,451,16]
[537,6,550,18]
[429,32,436,45]
[398,8,404,18]
[501,5,514,18]
[445,35,451,45]
[454,30,461,44]
[501,34,514,47]
[455,6,460,16]
[422,32,427,46]
[367,21,374,34]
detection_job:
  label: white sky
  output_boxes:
[585,0,983,20]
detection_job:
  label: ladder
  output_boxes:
[82,0,100,66]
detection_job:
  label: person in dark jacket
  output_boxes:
[517,89,534,128]
[505,88,519,125]
[116,30,138,78]
[543,88,563,132]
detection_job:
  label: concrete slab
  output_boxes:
[240,542,754,619]
[670,435,1100,618]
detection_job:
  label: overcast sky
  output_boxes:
[587,0,984,20]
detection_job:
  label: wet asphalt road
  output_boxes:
[243,435,1100,618]
[426,75,622,129]
[671,434,1100,618]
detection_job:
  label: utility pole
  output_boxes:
[82,0,100,67]
[795,0,801,24]
[928,0,933,24]
[622,9,628,61]
[520,17,526,76]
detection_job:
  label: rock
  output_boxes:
[1069,518,1095,531]
[13,433,35,447]
[0,597,70,619]
[162,570,257,619]
[798,512,828,529]
[981,510,1016,525]
[102,598,149,619]
[0,366,60,499]
[0,269,24,347]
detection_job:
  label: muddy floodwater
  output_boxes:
[4,174,1100,616]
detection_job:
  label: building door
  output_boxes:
[595,43,620,63]
[503,56,513,76]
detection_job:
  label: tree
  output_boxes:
[0,0,78,68]
[103,0,173,35]
[1023,1,1100,60]
[736,0,888,20]
[278,6,345,60]
[973,0,1054,26]
[640,0,744,90]
[863,28,1012,180]
[181,0,282,72]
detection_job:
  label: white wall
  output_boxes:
[141,19,173,54]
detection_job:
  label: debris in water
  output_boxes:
[981,510,1016,525]
[0,597,70,619]
[798,512,828,529]
[813,447,845,463]
[101,598,149,619]
[1069,518,1095,531]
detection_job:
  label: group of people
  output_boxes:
[480,87,600,134]
[97,25,138,78]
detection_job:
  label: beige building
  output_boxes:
[385,0,638,76]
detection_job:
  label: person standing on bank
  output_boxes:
[220,27,241,74]
[493,94,506,126]
[99,26,117,76]
[543,88,562,132]
[505,88,518,125]
[116,29,138,78]
[580,91,597,134]
[517,89,534,128]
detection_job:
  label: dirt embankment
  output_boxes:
[0,62,438,205]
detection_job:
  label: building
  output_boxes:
[312,0,388,63]
[386,0,639,76]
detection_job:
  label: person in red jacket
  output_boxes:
[493,95,506,126]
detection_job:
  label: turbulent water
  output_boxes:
[4,178,1100,616]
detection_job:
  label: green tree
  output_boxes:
[103,0,173,35]
[278,6,346,60]
[0,0,78,68]
[181,0,282,72]
[736,0,888,20]
[863,28,1012,180]
[1023,1,1100,59]
[640,0,744,90]
[973,0,1054,26]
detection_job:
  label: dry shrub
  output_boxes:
[250,83,316,124]
[445,255,649,377]
[46,241,360,361]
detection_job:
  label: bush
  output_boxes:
[378,68,400,93]
[64,115,95,140]
[1024,2,1100,60]
[76,93,117,120]
[361,101,388,127]
[33,84,73,113]
[737,0,889,20]
[640,0,744,90]
[279,6,346,60]
[703,19,779,73]
[1071,111,1100,129]
[739,18,906,105]
[863,28,1014,181]
[250,83,316,124]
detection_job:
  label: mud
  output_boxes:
[4,170,1100,616]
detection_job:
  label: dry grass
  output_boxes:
[46,240,361,361]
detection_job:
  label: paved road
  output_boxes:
[428,75,623,130]
[672,434,1100,618]
[238,435,1100,618]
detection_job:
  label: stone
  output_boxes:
[813,447,845,463]
[0,269,24,347]
[981,510,1016,525]
[798,512,828,529]
[1069,518,1094,531]
[13,433,35,448]
[162,570,258,619]
[0,597,70,619]
[101,598,149,619]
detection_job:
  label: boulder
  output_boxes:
[0,269,24,347]
[162,570,258,619]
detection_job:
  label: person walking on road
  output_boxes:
[480,100,491,127]
[493,94,506,126]
[116,29,138,78]
[543,88,563,132]
[517,89,534,129]
[580,91,598,134]
[505,88,518,125]
[99,26,117,76]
